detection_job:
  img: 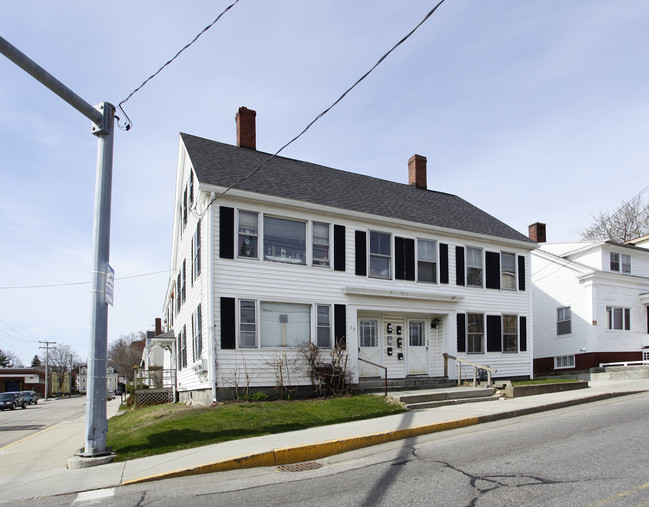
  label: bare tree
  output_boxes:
[48,344,77,393]
[0,348,23,368]
[581,196,649,243]
[108,331,146,383]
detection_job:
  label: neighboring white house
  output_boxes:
[77,365,119,394]
[163,107,538,404]
[530,223,649,374]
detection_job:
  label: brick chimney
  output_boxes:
[235,106,256,150]
[529,222,547,243]
[408,154,427,189]
[155,318,162,336]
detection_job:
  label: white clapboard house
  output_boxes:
[530,223,649,375]
[163,107,537,404]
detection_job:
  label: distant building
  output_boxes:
[531,222,649,374]
[77,365,119,394]
[0,368,46,396]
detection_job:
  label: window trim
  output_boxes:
[316,305,332,348]
[554,355,575,369]
[192,305,202,362]
[557,306,571,336]
[312,222,331,268]
[606,305,631,331]
[369,230,392,279]
[501,252,517,291]
[417,238,437,283]
[239,300,258,348]
[263,215,307,265]
[466,247,484,288]
[237,210,259,260]
[467,312,485,354]
[502,314,518,353]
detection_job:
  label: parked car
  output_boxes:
[20,390,38,405]
[107,390,115,401]
[0,392,27,410]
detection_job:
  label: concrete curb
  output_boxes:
[122,390,642,486]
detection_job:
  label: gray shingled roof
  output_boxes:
[181,133,535,245]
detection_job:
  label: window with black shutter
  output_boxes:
[456,313,466,353]
[333,225,346,271]
[220,297,236,349]
[487,315,502,352]
[440,243,449,284]
[219,206,234,259]
[355,230,367,276]
[485,251,501,290]
[455,246,465,286]
[518,255,526,291]
[520,316,527,351]
[334,304,346,349]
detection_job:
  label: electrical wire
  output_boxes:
[117,0,241,131]
[0,270,169,290]
[192,0,448,219]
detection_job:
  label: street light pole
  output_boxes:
[0,36,115,458]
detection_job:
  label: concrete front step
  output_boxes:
[353,377,456,394]
[405,396,501,410]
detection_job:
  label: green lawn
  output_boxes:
[107,395,404,462]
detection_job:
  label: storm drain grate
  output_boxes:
[277,462,323,472]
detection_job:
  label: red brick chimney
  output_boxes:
[408,154,427,189]
[529,222,546,243]
[235,106,256,150]
[155,318,162,336]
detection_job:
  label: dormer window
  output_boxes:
[610,252,631,273]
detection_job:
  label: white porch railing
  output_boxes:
[443,353,497,387]
[599,360,649,368]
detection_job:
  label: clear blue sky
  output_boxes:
[1,1,648,365]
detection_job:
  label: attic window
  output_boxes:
[610,252,631,273]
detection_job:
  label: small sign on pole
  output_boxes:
[105,264,115,306]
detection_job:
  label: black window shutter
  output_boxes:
[355,230,367,276]
[518,255,526,291]
[405,238,415,281]
[395,237,405,280]
[220,297,236,349]
[334,304,346,349]
[487,315,502,352]
[456,313,466,353]
[520,316,527,351]
[440,243,449,284]
[455,246,465,286]
[219,206,234,259]
[485,251,501,290]
[333,225,346,271]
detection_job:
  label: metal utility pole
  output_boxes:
[1,36,115,458]
[39,340,56,400]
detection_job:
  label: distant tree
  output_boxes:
[48,344,78,393]
[0,349,23,368]
[108,331,147,382]
[581,196,649,243]
[31,354,42,367]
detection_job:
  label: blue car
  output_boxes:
[20,390,39,405]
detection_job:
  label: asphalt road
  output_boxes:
[15,391,649,507]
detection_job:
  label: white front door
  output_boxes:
[407,319,428,375]
[358,319,381,377]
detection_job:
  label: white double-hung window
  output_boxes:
[466,247,483,287]
[369,231,391,279]
[417,239,437,283]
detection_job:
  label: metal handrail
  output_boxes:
[358,357,388,396]
[599,360,649,368]
[443,353,497,387]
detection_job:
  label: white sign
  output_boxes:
[105,264,115,306]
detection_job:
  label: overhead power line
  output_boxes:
[192,0,448,218]
[117,0,241,130]
[0,269,169,290]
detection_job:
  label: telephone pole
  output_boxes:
[39,340,56,400]
[1,36,115,459]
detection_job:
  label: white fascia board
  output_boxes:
[200,184,537,251]
[532,249,594,277]
[578,270,649,286]
[344,286,465,302]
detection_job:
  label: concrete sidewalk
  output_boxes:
[1,379,647,503]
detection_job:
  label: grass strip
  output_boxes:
[107,395,404,462]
